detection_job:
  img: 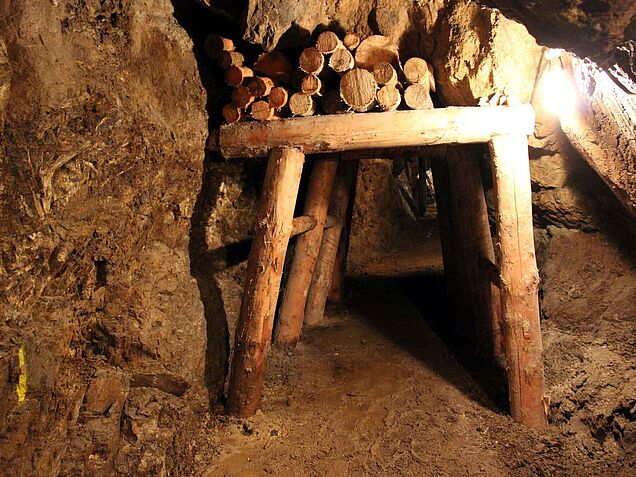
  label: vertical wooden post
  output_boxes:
[489,134,547,430]
[226,147,304,417]
[446,147,503,360]
[275,157,339,347]
[328,161,359,304]
[304,160,358,325]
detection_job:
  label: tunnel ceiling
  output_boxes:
[197,0,635,62]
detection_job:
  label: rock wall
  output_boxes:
[0,0,213,474]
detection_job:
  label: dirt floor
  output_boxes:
[199,277,622,476]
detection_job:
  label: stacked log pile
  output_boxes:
[206,31,437,124]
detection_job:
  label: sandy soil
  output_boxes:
[198,275,625,477]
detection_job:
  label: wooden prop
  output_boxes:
[340,68,377,112]
[343,32,361,50]
[251,101,276,121]
[222,104,242,124]
[404,84,433,110]
[299,47,325,74]
[226,147,305,417]
[354,35,399,70]
[289,92,316,117]
[373,62,398,86]
[254,51,292,84]
[268,86,289,110]
[489,134,547,430]
[329,48,355,73]
[291,215,318,236]
[327,161,358,303]
[376,84,401,111]
[403,57,430,85]
[226,66,254,87]
[316,31,342,54]
[305,161,357,324]
[219,51,245,69]
[209,105,536,158]
[275,157,339,347]
[204,34,234,59]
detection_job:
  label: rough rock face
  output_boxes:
[0,0,210,474]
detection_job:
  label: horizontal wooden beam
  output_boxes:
[208,106,535,159]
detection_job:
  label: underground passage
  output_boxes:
[1,0,635,475]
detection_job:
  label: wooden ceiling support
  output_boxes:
[223,106,547,431]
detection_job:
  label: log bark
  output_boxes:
[328,161,359,304]
[343,32,361,50]
[316,31,342,54]
[305,160,357,324]
[299,47,325,75]
[447,147,503,360]
[268,86,289,110]
[289,92,316,117]
[211,105,536,158]
[404,84,433,110]
[226,66,254,87]
[376,84,401,111]
[275,157,339,347]
[354,35,399,70]
[204,34,234,59]
[226,147,305,417]
[373,62,398,86]
[340,68,377,112]
[251,100,276,121]
[403,57,430,85]
[222,104,242,124]
[254,51,292,84]
[291,215,318,236]
[329,48,355,74]
[489,133,547,430]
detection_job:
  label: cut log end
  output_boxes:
[231,85,255,109]
[299,47,325,75]
[289,92,316,117]
[404,57,430,85]
[354,35,399,71]
[204,34,234,59]
[316,31,342,54]
[226,66,254,87]
[343,32,361,50]
[268,86,289,110]
[251,100,276,121]
[222,104,242,124]
[373,62,398,86]
[404,83,433,110]
[329,48,355,74]
[301,74,322,96]
[377,84,401,111]
[248,77,275,98]
[254,51,292,85]
[340,68,377,112]
[219,51,244,70]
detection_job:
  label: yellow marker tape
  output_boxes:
[16,347,27,404]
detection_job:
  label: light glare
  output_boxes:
[540,67,578,122]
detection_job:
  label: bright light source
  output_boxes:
[539,60,578,123]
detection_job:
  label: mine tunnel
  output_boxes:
[1,0,635,475]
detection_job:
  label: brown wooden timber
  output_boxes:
[222,104,242,124]
[299,47,325,74]
[204,34,234,59]
[329,48,355,73]
[226,147,305,417]
[489,133,547,430]
[376,84,401,111]
[209,106,535,159]
[289,92,316,117]
[268,87,289,110]
[328,161,359,304]
[275,157,339,347]
[250,101,276,121]
[404,84,433,110]
[301,74,322,96]
[248,77,275,98]
[231,85,255,109]
[373,62,398,86]
[219,51,245,69]
[316,31,342,54]
[354,35,399,70]
[340,68,377,112]
[226,66,254,87]
[343,32,361,50]
[291,215,318,237]
[403,57,430,85]
[306,160,357,324]
[254,51,292,84]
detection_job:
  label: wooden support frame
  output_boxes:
[219,106,546,430]
[226,147,304,417]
